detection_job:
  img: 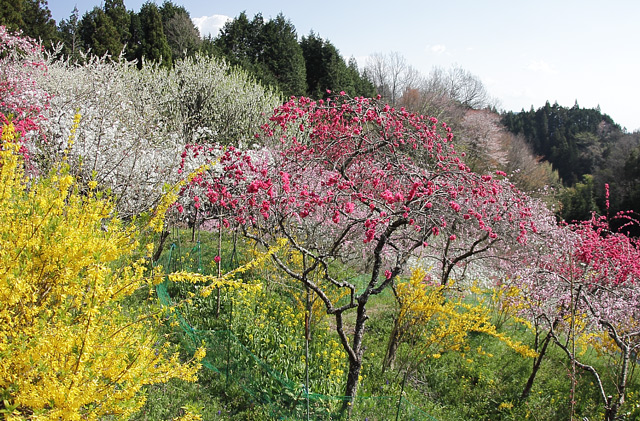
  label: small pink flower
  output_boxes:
[385,270,392,280]
[214,255,221,264]
[449,234,456,241]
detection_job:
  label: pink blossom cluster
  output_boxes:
[0,26,50,162]
[176,94,536,284]
[0,26,50,126]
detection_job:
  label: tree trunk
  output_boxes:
[520,331,552,401]
[152,230,170,262]
[605,395,621,421]
[383,320,401,372]
[341,302,367,416]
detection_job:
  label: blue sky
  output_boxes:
[49,1,640,132]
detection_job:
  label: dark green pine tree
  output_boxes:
[79,7,123,57]
[137,1,172,67]
[20,0,58,47]
[214,12,264,69]
[346,57,374,98]
[199,33,219,57]
[214,12,306,97]
[302,32,376,98]
[300,32,325,96]
[104,0,130,53]
[622,144,640,212]
[0,0,24,32]
[300,32,345,97]
[126,10,143,62]
[260,14,306,97]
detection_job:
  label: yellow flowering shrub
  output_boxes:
[0,122,204,420]
[389,267,536,370]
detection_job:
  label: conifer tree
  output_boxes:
[138,1,172,67]
[79,7,122,57]
[260,13,306,97]
[0,0,24,32]
[104,0,130,49]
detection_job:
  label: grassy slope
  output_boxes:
[134,230,640,420]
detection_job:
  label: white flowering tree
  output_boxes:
[33,49,280,218]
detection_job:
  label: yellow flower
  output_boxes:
[0,121,204,419]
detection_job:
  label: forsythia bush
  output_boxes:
[392,268,536,364]
[0,122,204,420]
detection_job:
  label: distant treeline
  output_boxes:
[0,0,375,99]
[502,102,640,221]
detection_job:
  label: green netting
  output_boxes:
[155,241,438,420]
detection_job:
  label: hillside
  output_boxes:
[4,3,640,420]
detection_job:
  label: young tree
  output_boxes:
[160,0,200,60]
[381,172,538,370]
[176,94,536,412]
[383,267,535,372]
[57,6,81,60]
[504,198,640,419]
[551,212,640,420]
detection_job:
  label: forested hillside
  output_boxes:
[503,102,640,220]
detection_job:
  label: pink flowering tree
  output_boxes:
[505,194,640,419]
[0,26,50,162]
[494,199,575,401]
[176,93,536,411]
[381,174,538,371]
[557,211,640,420]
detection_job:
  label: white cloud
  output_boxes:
[430,44,446,54]
[526,59,556,74]
[192,15,232,38]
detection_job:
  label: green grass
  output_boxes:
[135,228,640,420]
